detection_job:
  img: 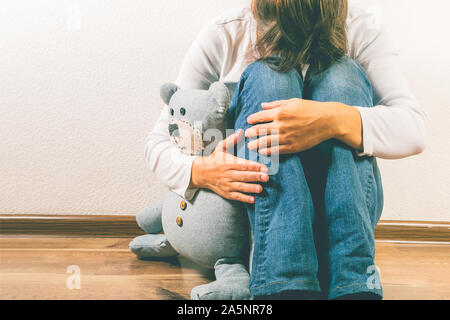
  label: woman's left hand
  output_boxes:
[245,98,363,155]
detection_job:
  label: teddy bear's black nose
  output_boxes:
[169,124,180,137]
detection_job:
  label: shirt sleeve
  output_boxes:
[145,21,224,200]
[352,14,428,159]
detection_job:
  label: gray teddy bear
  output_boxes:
[129,82,251,300]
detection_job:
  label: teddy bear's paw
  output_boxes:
[129,234,178,259]
[190,280,251,300]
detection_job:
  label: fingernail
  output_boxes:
[260,166,268,173]
[261,174,268,181]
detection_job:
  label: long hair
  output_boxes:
[252,0,348,74]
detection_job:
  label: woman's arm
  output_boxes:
[190,130,269,204]
[145,105,198,200]
[147,18,266,202]
[350,17,427,159]
[146,20,223,200]
[245,99,363,155]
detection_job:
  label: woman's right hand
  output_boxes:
[190,130,270,204]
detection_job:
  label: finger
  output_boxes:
[228,159,269,173]
[229,182,263,194]
[248,135,280,151]
[228,171,270,183]
[261,100,286,109]
[245,123,280,138]
[217,129,243,151]
[247,109,279,125]
[228,192,255,204]
[258,145,292,156]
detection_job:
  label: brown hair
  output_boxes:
[252,0,348,74]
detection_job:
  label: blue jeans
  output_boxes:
[229,57,384,300]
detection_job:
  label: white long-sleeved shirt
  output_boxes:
[146,6,427,200]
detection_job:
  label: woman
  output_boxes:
[146,0,427,300]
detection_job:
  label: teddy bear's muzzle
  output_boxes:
[168,119,204,156]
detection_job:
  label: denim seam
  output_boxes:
[242,88,269,288]
[255,184,271,286]
[260,208,269,287]
[260,201,270,286]
[242,87,261,121]
[363,161,375,212]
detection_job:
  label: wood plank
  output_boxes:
[375,242,450,300]
[375,221,450,242]
[1,237,449,300]
[0,215,145,238]
[0,237,213,300]
[0,237,132,250]
[1,215,449,242]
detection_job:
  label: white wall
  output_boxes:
[0,0,449,221]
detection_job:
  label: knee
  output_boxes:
[231,61,304,127]
[320,57,371,89]
[242,61,280,80]
[309,57,373,106]
[240,61,303,96]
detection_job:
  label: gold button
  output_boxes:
[180,201,187,211]
[176,217,183,227]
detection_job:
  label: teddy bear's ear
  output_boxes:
[160,83,180,106]
[209,82,231,114]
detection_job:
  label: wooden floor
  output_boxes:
[1,237,449,300]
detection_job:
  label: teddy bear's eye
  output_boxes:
[180,108,186,116]
[170,108,174,116]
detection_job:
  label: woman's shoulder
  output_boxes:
[347,6,395,58]
[211,7,253,27]
[197,6,255,59]
[197,7,254,47]
[191,6,253,53]
[347,5,390,40]
[348,5,377,22]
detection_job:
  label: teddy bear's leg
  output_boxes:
[130,200,178,259]
[136,200,163,234]
[190,258,250,300]
[129,234,178,259]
